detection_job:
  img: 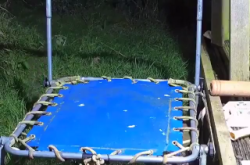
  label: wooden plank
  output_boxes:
[211,0,229,46]
[201,42,237,165]
[230,0,249,81]
[224,41,250,80]
[223,41,230,62]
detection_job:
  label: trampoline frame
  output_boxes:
[1,77,203,164]
[0,0,208,164]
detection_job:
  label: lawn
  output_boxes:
[0,1,189,164]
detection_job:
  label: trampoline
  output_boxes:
[0,0,209,164]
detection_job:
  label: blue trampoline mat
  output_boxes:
[27,79,183,156]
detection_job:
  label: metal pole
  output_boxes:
[199,145,208,165]
[194,0,203,89]
[0,137,6,165]
[46,0,53,81]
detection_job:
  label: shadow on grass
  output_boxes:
[0,43,46,57]
[12,77,40,113]
[0,43,179,76]
[0,42,179,111]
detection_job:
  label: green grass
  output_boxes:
[0,2,188,164]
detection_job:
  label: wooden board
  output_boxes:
[201,41,237,165]
[211,0,229,46]
[223,40,250,80]
[230,0,249,81]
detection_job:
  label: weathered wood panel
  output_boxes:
[230,0,249,81]
[211,0,229,46]
[201,41,237,165]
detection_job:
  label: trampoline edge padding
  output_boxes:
[4,77,199,163]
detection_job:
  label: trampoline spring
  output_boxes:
[26,111,52,116]
[173,127,199,137]
[55,80,79,87]
[56,76,82,83]
[172,141,185,149]
[92,154,105,165]
[46,86,68,93]
[21,132,27,136]
[163,146,190,164]
[123,76,137,84]
[77,80,89,84]
[169,85,188,91]
[71,81,78,84]
[9,134,36,159]
[147,77,159,84]
[54,76,89,86]
[81,147,105,165]
[62,86,69,89]
[83,157,92,165]
[84,154,105,165]
[168,79,191,88]
[23,134,35,143]
[174,89,195,95]
[19,121,44,126]
[173,116,198,127]
[40,94,64,99]
[170,84,187,91]
[81,147,97,154]
[101,76,111,82]
[34,101,58,107]
[48,145,65,162]
[183,139,191,145]
[70,79,89,84]
[46,112,52,115]
[175,98,196,105]
[174,106,197,113]
[110,150,122,155]
[18,138,36,159]
[129,150,154,164]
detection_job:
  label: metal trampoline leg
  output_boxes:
[199,145,208,165]
[0,137,6,165]
[46,0,53,82]
[194,0,203,88]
